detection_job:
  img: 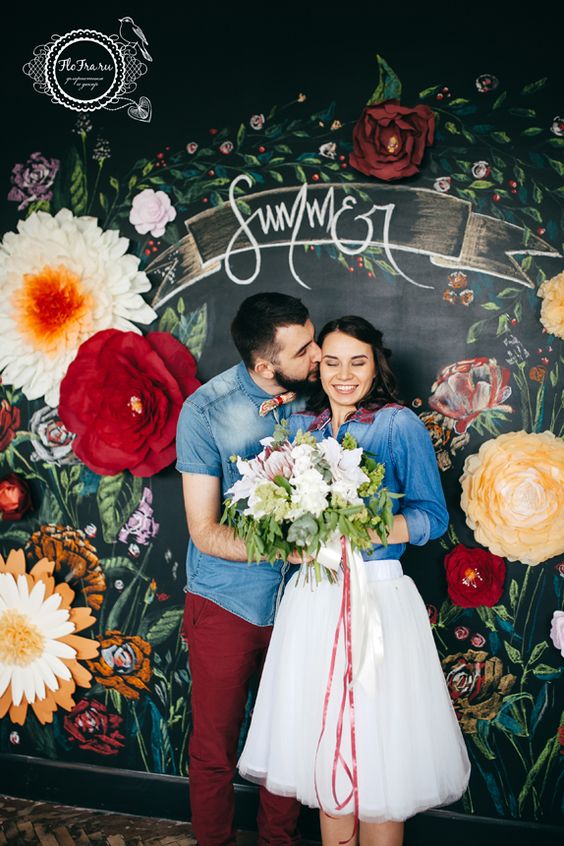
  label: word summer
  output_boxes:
[223,174,418,289]
[57,58,113,72]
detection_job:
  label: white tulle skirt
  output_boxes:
[238,559,471,823]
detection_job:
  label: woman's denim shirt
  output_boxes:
[288,403,449,560]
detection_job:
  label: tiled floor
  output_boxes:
[0,795,254,846]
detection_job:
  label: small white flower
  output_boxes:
[550,116,564,137]
[471,160,490,179]
[186,142,199,154]
[250,114,265,130]
[319,142,337,159]
[434,176,452,193]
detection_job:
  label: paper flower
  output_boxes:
[58,329,200,477]
[460,431,564,565]
[350,100,435,181]
[87,630,152,700]
[442,649,516,733]
[429,358,512,434]
[537,271,564,339]
[129,188,177,237]
[0,549,99,725]
[550,611,564,657]
[26,525,106,611]
[0,209,156,406]
[444,544,506,608]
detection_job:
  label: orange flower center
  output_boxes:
[461,567,483,588]
[128,395,143,415]
[13,264,93,354]
[0,609,45,666]
[386,135,400,154]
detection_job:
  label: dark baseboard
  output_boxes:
[0,754,562,846]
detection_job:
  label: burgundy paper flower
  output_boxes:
[429,357,512,434]
[350,99,435,181]
[64,699,125,756]
[8,152,59,211]
[444,544,506,608]
[0,400,21,452]
[0,473,32,521]
[59,329,200,477]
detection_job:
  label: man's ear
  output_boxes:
[251,356,276,381]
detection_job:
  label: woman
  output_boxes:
[238,317,471,846]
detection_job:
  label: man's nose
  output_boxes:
[310,342,322,363]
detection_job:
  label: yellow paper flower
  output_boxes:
[0,549,99,725]
[538,271,564,339]
[460,431,564,565]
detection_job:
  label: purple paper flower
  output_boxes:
[119,487,160,546]
[8,152,60,211]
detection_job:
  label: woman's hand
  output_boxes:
[369,514,409,546]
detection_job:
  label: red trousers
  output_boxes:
[183,592,301,846]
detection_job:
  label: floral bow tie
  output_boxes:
[258,391,297,416]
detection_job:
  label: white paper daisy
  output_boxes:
[0,208,157,406]
[0,549,99,725]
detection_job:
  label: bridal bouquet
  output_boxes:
[222,421,400,577]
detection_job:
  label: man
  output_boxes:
[176,292,321,846]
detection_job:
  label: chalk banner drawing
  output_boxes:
[147,177,560,308]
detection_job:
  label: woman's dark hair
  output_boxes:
[307,315,401,413]
[231,292,309,368]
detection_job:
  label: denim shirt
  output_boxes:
[289,403,449,560]
[176,362,305,626]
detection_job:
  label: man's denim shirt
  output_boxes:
[176,362,304,627]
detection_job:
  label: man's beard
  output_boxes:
[273,366,319,395]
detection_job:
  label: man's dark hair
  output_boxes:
[307,315,401,413]
[231,292,309,368]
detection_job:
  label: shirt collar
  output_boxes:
[307,402,394,432]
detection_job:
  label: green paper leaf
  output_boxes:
[547,157,564,176]
[419,85,439,99]
[367,54,402,105]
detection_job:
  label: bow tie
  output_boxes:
[258,391,297,416]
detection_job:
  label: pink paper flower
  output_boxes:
[550,611,564,657]
[129,189,177,237]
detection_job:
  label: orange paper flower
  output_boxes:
[460,431,564,565]
[0,549,99,725]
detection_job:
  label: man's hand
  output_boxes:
[182,473,250,561]
[287,549,314,565]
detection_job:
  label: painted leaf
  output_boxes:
[145,609,184,645]
[97,472,143,544]
[69,149,87,215]
[521,78,547,95]
[504,641,522,664]
[532,664,562,680]
[367,54,402,105]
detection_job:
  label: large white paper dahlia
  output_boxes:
[0,209,157,406]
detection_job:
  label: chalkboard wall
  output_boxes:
[0,3,562,838]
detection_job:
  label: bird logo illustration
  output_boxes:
[118,17,152,62]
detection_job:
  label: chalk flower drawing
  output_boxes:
[0,549,99,725]
[460,431,564,565]
[0,209,156,406]
[537,271,564,339]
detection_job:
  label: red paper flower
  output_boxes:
[0,473,32,520]
[444,543,506,608]
[0,400,21,452]
[429,357,512,434]
[349,99,435,181]
[59,329,200,476]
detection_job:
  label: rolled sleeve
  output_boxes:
[175,400,221,476]
[391,408,449,544]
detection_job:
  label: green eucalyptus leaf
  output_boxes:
[367,54,402,105]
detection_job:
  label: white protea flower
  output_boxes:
[0,549,98,725]
[318,437,369,503]
[0,208,157,406]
